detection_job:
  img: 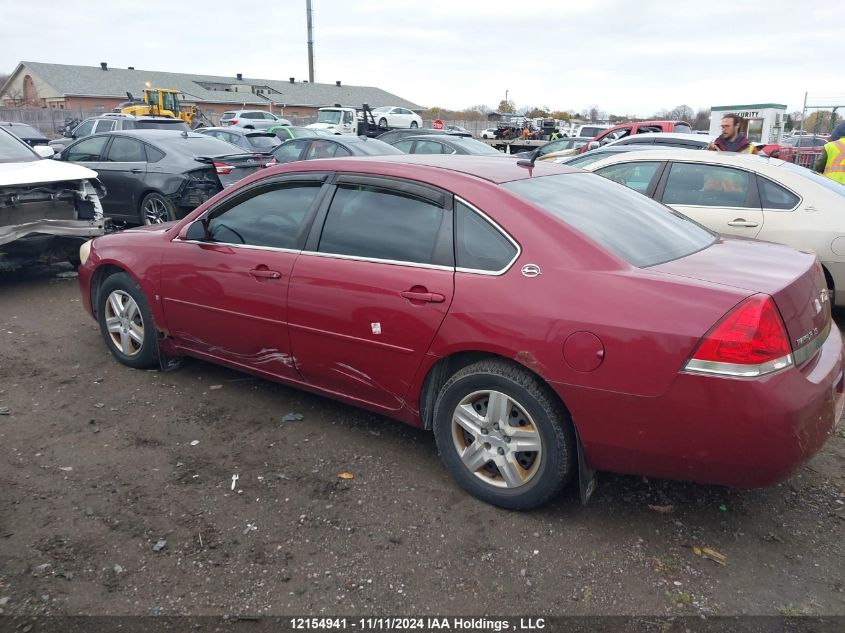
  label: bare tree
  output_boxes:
[583,105,603,122]
[693,108,710,130]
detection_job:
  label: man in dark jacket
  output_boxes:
[708,114,757,153]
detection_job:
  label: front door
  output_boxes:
[288,177,455,410]
[658,161,764,238]
[96,135,148,221]
[160,177,327,379]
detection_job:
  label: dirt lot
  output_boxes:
[0,264,843,618]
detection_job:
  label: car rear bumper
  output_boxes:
[559,325,844,488]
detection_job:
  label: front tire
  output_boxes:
[378,118,389,130]
[140,192,176,225]
[432,360,574,510]
[410,121,418,129]
[97,272,159,369]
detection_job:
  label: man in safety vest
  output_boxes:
[707,114,757,154]
[814,123,845,185]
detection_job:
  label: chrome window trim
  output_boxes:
[175,239,301,255]
[454,196,522,277]
[299,250,454,272]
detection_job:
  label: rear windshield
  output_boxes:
[347,139,404,156]
[247,134,281,149]
[502,173,716,267]
[673,123,692,134]
[160,135,250,157]
[579,127,605,138]
[220,113,235,120]
[3,123,44,138]
[135,120,190,132]
[780,161,845,198]
[0,128,38,162]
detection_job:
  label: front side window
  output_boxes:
[318,185,444,265]
[503,173,715,268]
[66,136,109,162]
[307,140,344,159]
[595,161,663,194]
[105,137,146,162]
[663,162,752,208]
[393,140,413,153]
[207,183,322,249]
[455,202,517,272]
[757,176,799,210]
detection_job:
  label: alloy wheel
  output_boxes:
[143,197,169,224]
[104,290,145,356]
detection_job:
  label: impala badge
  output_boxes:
[521,264,542,278]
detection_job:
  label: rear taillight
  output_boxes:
[227,119,238,126]
[214,162,233,175]
[684,294,793,377]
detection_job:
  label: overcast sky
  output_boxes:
[2,0,839,116]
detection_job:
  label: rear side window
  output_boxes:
[503,173,715,268]
[274,140,307,163]
[307,140,345,159]
[93,119,116,133]
[318,185,444,264]
[207,183,322,249]
[105,137,146,162]
[455,202,517,272]
[757,176,800,210]
[66,136,108,162]
[415,140,448,154]
[663,163,752,208]
[146,145,165,163]
[247,135,281,149]
[393,140,413,153]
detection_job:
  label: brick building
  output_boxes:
[0,61,423,119]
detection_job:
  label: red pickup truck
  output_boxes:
[579,120,693,153]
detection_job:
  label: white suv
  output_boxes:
[220,110,291,129]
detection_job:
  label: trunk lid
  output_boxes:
[194,152,265,188]
[653,237,830,361]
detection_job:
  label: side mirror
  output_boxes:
[34,145,55,159]
[588,141,600,151]
[184,219,209,241]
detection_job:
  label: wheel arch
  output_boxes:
[417,350,575,433]
[90,263,131,323]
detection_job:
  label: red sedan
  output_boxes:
[77,155,844,510]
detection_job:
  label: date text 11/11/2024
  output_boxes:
[289,618,547,631]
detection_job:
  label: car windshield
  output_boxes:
[563,151,624,168]
[447,137,502,155]
[779,161,845,198]
[503,173,716,267]
[135,120,190,132]
[317,110,342,125]
[0,128,38,162]
[4,123,43,138]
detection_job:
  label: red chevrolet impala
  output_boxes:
[77,155,844,510]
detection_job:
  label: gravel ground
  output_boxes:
[0,264,843,617]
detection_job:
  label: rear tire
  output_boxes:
[410,121,418,129]
[432,360,574,510]
[378,118,389,130]
[97,272,159,369]
[140,192,176,225]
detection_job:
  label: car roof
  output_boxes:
[298,154,581,184]
[582,148,787,169]
[621,132,713,140]
[96,129,206,141]
[199,127,274,135]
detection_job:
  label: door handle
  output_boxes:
[130,168,143,174]
[727,219,759,228]
[400,290,445,303]
[249,268,282,280]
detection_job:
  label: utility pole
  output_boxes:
[800,91,807,134]
[306,0,315,83]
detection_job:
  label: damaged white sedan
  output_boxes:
[0,126,105,270]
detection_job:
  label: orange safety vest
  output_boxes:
[822,139,845,185]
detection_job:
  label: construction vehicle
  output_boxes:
[114,88,212,129]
